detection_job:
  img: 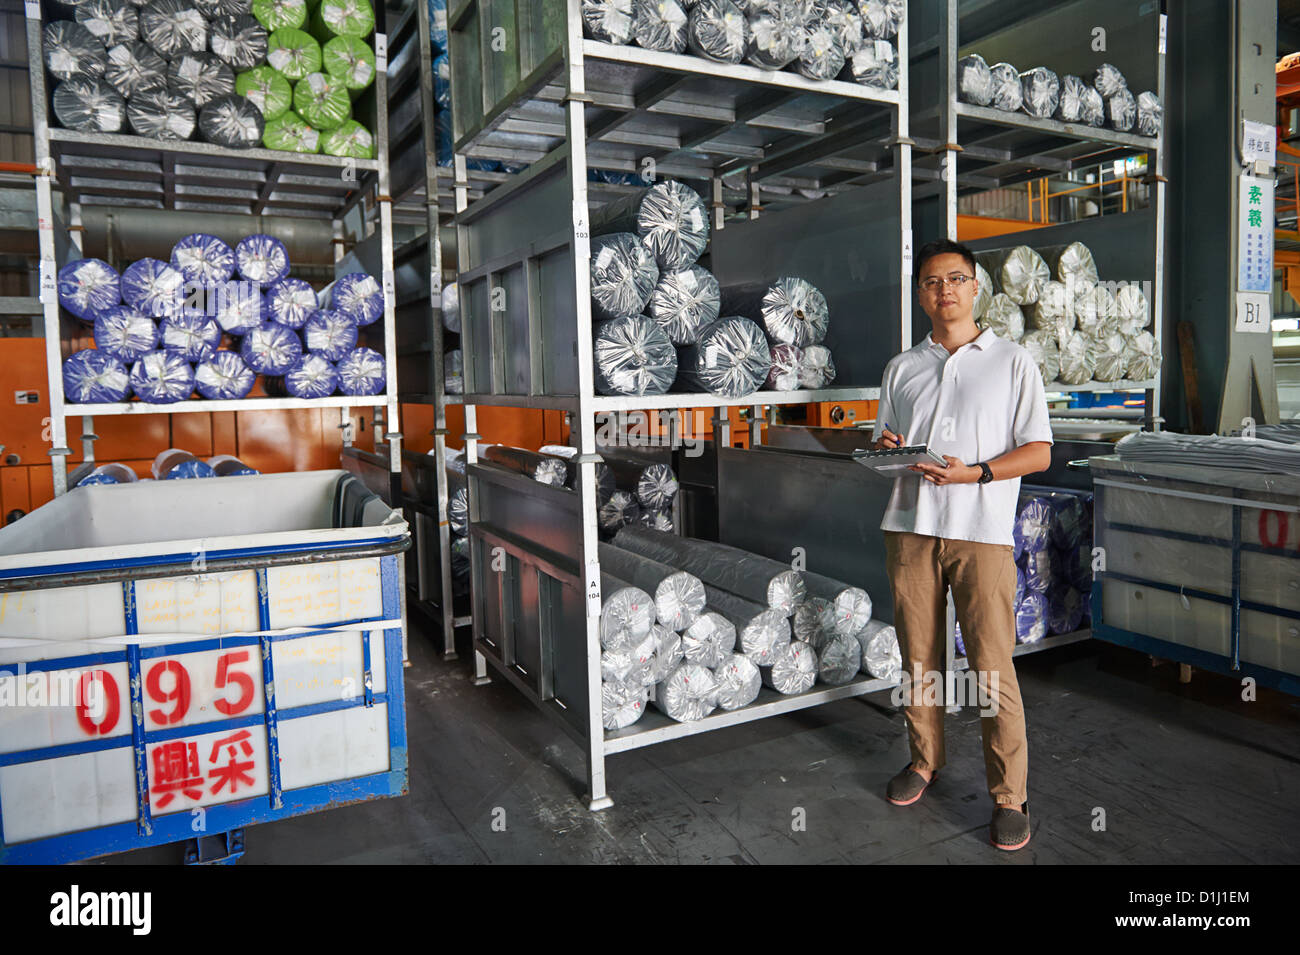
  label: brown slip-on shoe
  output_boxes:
[886,764,936,806]
[990,802,1031,850]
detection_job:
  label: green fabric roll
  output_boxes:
[252,0,307,32]
[235,65,292,121]
[310,0,374,39]
[321,35,374,90]
[266,28,321,81]
[263,111,321,152]
[320,119,373,158]
[292,71,350,130]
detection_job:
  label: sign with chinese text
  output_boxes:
[1237,174,1273,293]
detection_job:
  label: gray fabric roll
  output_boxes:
[989,62,1022,111]
[591,181,710,272]
[845,38,896,89]
[640,509,674,532]
[801,572,872,636]
[957,52,992,106]
[648,623,683,684]
[793,597,834,651]
[599,573,656,650]
[593,315,677,396]
[767,342,801,390]
[719,277,828,347]
[481,445,570,486]
[140,0,207,59]
[821,0,863,57]
[1088,329,1129,382]
[167,52,235,109]
[598,489,642,535]
[1057,74,1104,126]
[1019,67,1060,119]
[103,40,168,99]
[445,454,469,536]
[981,292,1024,341]
[198,93,263,148]
[583,0,634,43]
[1136,91,1162,137]
[633,0,688,52]
[712,653,761,710]
[590,233,659,321]
[1092,63,1127,99]
[858,0,901,38]
[444,349,463,394]
[76,0,140,47]
[53,78,126,133]
[613,525,806,615]
[45,21,108,82]
[1020,329,1061,384]
[598,541,706,631]
[681,610,736,668]
[634,462,678,509]
[1028,279,1072,341]
[1041,241,1099,289]
[763,639,817,694]
[127,87,196,139]
[1114,284,1149,334]
[645,266,721,345]
[1106,88,1136,132]
[744,0,807,70]
[797,344,835,388]
[858,619,900,681]
[1057,331,1096,385]
[1126,330,1161,381]
[973,261,994,319]
[601,628,657,685]
[602,677,650,730]
[209,14,268,70]
[1071,281,1116,335]
[441,281,460,333]
[703,583,790,665]
[653,662,718,721]
[676,316,771,398]
[818,632,861,685]
[687,0,747,63]
[796,16,844,81]
[999,245,1050,306]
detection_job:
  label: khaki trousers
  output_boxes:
[884,530,1028,806]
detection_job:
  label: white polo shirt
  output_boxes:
[872,328,1054,546]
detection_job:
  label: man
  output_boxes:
[871,238,1053,851]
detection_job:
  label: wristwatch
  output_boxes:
[976,462,994,484]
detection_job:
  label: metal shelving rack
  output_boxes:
[26,0,401,496]
[448,0,913,809]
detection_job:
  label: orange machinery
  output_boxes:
[1276,54,1300,305]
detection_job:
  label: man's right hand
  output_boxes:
[873,428,905,451]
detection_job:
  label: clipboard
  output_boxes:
[851,445,950,475]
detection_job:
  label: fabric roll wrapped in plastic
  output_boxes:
[104,41,168,99]
[793,597,834,652]
[1136,91,1162,138]
[712,653,762,710]
[234,234,290,287]
[640,509,673,532]
[954,622,966,657]
[194,349,255,399]
[76,0,141,48]
[1056,331,1096,385]
[681,611,736,669]
[482,444,569,487]
[163,459,216,480]
[632,463,678,510]
[613,525,806,615]
[209,14,268,70]
[130,350,195,402]
[677,316,771,399]
[282,353,338,398]
[140,0,208,59]
[171,233,235,285]
[313,0,375,38]
[972,261,994,319]
[602,678,649,730]
[449,535,470,589]
[44,21,108,82]
[720,277,828,347]
[264,277,317,328]
[1044,241,1098,288]
[1092,62,1127,99]
[253,0,307,31]
[199,94,265,148]
[1016,591,1048,645]
[94,307,158,362]
[53,79,127,133]
[329,272,384,326]
[956,52,993,106]
[1089,329,1129,382]
[1020,546,1056,595]
[336,346,385,396]
[687,0,747,63]
[980,292,1024,341]
[859,0,902,37]
[597,541,706,631]
[647,623,682,683]
[598,490,642,536]
[322,35,375,90]
[987,61,1022,111]
[581,0,633,42]
[702,583,790,666]
[1114,284,1149,334]
[236,65,292,120]
[858,619,900,682]
[1047,492,1089,553]
[1018,67,1059,119]
[262,112,320,153]
[240,321,301,375]
[1056,74,1102,126]
[126,88,196,139]
[121,258,184,319]
[818,633,861,685]
[653,662,717,722]
[1013,494,1053,561]
[1047,585,1083,636]
[600,574,656,651]
[796,16,844,81]
[763,639,816,695]
[445,456,470,538]
[1028,280,1071,340]
[211,282,265,335]
[266,28,321,80]
[1069,539,1092,593]
[592,182,710,272]
[999,246,1050,305]
[1070,281,1116,335]
[64,350,131,404]
[633,0,688,52]
[744,0,807,70]
[845,38,896,90]
[589,234,659,321]
[196,0,254,18]
[441,281,460,333]
[1125,330,1161,381]
[645,268,720,345]
[320,119,374,158]
[821,0,863,57]
[797,344,835,388]
[58,258,120,321]
[802,572,872,637]
[1015,563,1026,608]
[444,349,463,394]
[160,312,221,361]
[1106,88,1136,132]
[601,630,657,686]
[593,316,677,396]
[293,71,351,130]
[766,342,801,390]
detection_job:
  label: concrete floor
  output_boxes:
[103,610,1300,865]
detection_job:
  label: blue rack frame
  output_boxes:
[0,551,409,865]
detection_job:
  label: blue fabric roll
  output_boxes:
[160,311,222,362]
[285,353,338,398]
[240,321,302,375]
[1015,562,1026,608]
[63,349,131,403]
[1047,491,1089,552]
[77,472,120,487]
[330,272,385,326]
[427,0,446,51]
[164,459,217,479]
[235,233,290,286]
[1012,495,1053,561]
[195,350,255,399]
[954,622,966,657]
[1020,546,1056,594]
[58,258,120,321]
[120,257,186,318]
[265,277,318,329]
[303,309,357,360]
[1047,584,1084,636]
[1066,542,1092,591]
[212,282,266,335]
[130,351,195,403]
[1015,591,1048,644]
[336,346,385,396]
[432,51,449,109]
[170,233,235,285]
[93,306,158,362]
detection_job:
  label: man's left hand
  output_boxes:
[909,456,981,485]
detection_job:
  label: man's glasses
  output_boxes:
[918,274,975,293]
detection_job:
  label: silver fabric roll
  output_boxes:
[1092,63,1127,99]
[1071,281,1116,335]
[1125,330,1161,381]
[1019,67,1059,119]
[793,596,834,651]
[44,21,108,82]
[653,662,717,722]
[77,0,140,47]
[1088,330,1129,382]
[636,462,678,510]
[104,41,168,99]
[600,573,656,651]
[593,181,710,272]
[957,53,992,106]
[1080,85,1105,127]
[53,79,126,133]
[633,0,688,52]
[820,0,863,57]
[1114,284,1149,334]
[645,266,721,345]
[858,0,901,38]
[681,610,736,668]
[1057,74,1104,126]
[999,245,1050,306]
[209,14,268,70]
[442,281,460,333]
[1057,331,1096,386]
[989,62,1022,111]
[590,233,659,321]
[676,316,771,399]
[1028,280,1072,341]
[797,344,835,388]
[981,292,1024,341]
[972,261,994,320]
[599,489,642,534]
[763,639,817,695]
[1044,241,1098,288]
[140,0,207,59]
[593,315,678,396]
[801,572,872,636]
[744,0,807,70]
[796,16,844,81]
[858,619,900,681]
[687,0,747,63]
[640,509,674,532]
[720,277,829,347]
[167,52,235,109]
[1106,88,1136,132]
[598,542,706,631]
[602,677,650,730]
[1136,91,1162,137]
[444,349,463,394]
[613,525,807,615]
[766,342,801,390]
[602,629,658,685]
[712,653,761,710]
[583,0,634,43]
[818,632,861,685]
[481,445,569,486]
[648,623,683,684]
[1020,329,1061,384]
[199,94,263,148]
[845,38,896,90]
[703,583,790,665]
